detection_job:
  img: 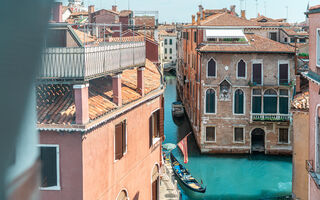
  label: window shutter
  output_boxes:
[159,97,164,140]
[279,64,288,84]
[279,97,289,114]
[252,96,262,113]
[149,116,153,147]
[253,64,262,84]
[115,123,123,160]
[122,121,126,155]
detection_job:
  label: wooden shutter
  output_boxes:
[149,116,153,147]
[152,180,158,200]
[115,123,123,160]
[122,121,126,154]
[159,97,164,140]
[279,64,288,84]
[253,64,262,84]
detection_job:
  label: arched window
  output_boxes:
[234,89,244,114]
[206,89,216,113]
[263,89,277,113]
[207,58,216,77]
[237,59,246,78]
[117,189,129,200]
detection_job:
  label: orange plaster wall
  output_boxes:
[82,96,162,200]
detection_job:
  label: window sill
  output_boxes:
[233,141,245,144]
[277,142,290,145]
[40,186,61,191]
[204,141,216,144]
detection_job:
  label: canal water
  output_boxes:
[163,75,292,200]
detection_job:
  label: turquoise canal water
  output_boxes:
[163,75,292,200]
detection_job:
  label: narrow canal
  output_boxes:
[163,74,292,200]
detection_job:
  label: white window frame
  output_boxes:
[278,60,290,86]
[114,119,128,162]
[206,57,217,78]
[236,59,247,79]
[316,28,320,68]
[251,59,263,86]
[278,127,290,144]
[204,88,217,115]
[151,109,161,145]
[233,126,245,144]
[233,88,246,115]
[38,144,60,191]
[205,125,216,142]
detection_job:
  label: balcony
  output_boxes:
[37,23,146,82]
[250,113,291,122]
[39,42,145,82]
[306,160,320,189]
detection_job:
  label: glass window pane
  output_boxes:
[235,89,244,114]
[206,89,215,113]
[237,60,246,77]
[253,89,261,95]
[208,59,216,77]
[280,89,288,96]
[235,128,244,142]
[279,97,289,114]
[40,147,57,187]
[279,128,289,143]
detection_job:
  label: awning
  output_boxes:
[205,29,245,38]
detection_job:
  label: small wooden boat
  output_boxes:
[172,101,184,118]
[170,153,206,193]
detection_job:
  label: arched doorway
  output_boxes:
[116,189,129,200]
[251,128,265,153]
[151,164,159,200]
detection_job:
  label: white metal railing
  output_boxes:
[39,41,146,80]
[250,113,291,122]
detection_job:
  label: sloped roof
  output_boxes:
[291,91,309,111]
[200,12,260,27]
[198,33,295,53]
[282,28,309,37]
[37,59,161,125]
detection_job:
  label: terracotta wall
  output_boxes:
[39,131,83,200]
[292,111,309,200]
[82,96,162,200]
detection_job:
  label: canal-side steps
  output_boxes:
[160,157,181,200]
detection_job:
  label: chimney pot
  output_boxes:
[197,12,201,25]
[202,10,206,20]
[192,15,195,25]
[73,84,89,125]
[137,67,145,96]
[112,74,122,106]
[52,2,63,22]
[112,5,118,12]
[296,75,301,93]
[241,10,246,19]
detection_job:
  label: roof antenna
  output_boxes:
[255,0,258,17]
[264,1,266,16]
[286,6,288,21]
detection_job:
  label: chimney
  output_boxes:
[230,5,236,15]
[202,10,206,20]
[137,67,145,96]
[52,2,63,22]
[88,5,95,14]
[296,75,301,93]
[73,84,89,125]
[112,5,118,12]
[112,74,122,106]
[241,10,246,19]
[197,12,201,25]
[192,15,195,25]
[199,5,204,15]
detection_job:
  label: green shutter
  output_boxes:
[235,90,244,114]
[279,97,289,114]
[252,96,262,113]
[263,97,277,113]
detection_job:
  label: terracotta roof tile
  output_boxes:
[309,5,320,11]
[291,91,309,110]
[198,33,295,53]
[37,59,161,125]
[200,12,260,27]
[134,16,155,28]
[282,28,309,37]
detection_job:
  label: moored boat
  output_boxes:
[170,153,206,193]
[172,101,184,118]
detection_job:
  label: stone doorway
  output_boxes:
[251,128,265,153]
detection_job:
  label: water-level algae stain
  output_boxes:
[163,74,292,200]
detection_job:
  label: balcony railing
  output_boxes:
[306,160,320,189]
[38,42,146,81]
[250,113,291,122]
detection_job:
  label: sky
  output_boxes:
[62,0,320,23]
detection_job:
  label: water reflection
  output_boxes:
[164,74,292,200]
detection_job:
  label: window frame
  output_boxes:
[278,60,290,85]
[205,126,216,142]
[38,144,60,191]
[206,57,217,78]
[251,89,262,114]
[114,120,127,162]
[233,89,245,115]
[251,60,263,85]
[236,59,247,79]
[233,127,245,144]
[269,32,277,41]
[316,28,320,68]
[278,127,290,144]
[204,88,217,115]
[150,109,161,145]
[279,89,289,114]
